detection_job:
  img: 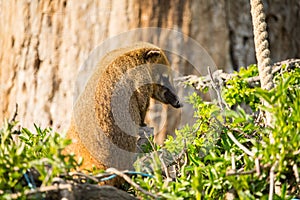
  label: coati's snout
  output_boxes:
[162,86,183,108]
[163,86,183,108]
[152,84,183,108]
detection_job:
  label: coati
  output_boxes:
[65,42,182,184]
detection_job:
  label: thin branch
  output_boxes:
[159,153,171,180]
[212,118,255,158]
[226,168,257,176]
[137,126,154,153]
[207,66,226,110]
[182,139,188,168]
[231,153,236,171]
[10,184,73,199]
[143,127,156,151]
[269,161,278,200]
[68,171,99,183]
[213,119,256,162]
[106,168,160,199]
[10,104,18,122]
[293,149,300,155]
[166,124,199,168]
[176,59,300,90]
[159,153,173,189]
[41,167,52,187]
[255,158,261,176]
[226,163,271,176]
[227,132,255,157]
[168,139,188,168]
[293,163,300,183]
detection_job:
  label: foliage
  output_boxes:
[0,120,80,199]
[134,64,300,199]
[0,63,299,199]
[222,64,260,110]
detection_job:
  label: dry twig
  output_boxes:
[106,168,160,199]
[10,184,72,199]
[159,153,171,180]
[227,132,255,157]
[269,161,278,200]
[175,59,300,91]
[226,163,271,176]
[255,158,261,176]
[231,153,236,171]
[293,163,300,183]
[207,67,226,110]
[10,104,18,122]
[68,171,99,183]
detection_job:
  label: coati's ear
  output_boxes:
[144,50,161,60]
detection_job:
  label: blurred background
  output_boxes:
[0,0,299,143]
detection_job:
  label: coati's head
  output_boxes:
[143,48,183,109]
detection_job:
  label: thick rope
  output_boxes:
[250,1,276,198]
[250,0,274,91]
[250,0,274,133]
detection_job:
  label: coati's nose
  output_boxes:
[164,87,183,109]
[171,100,183,108]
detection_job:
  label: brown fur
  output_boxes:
[65,42,181,186]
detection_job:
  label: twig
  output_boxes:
[293,149,300,155]
[159,153,173,188]
[214,118,255,157]
[231,153,236,171]
[182,139,188,168]
[227,132,255,157]
[269,161,278,200]
[68,171,99,183]
[176,59,300,90]
[42,167,52,187]
[226,163,271,176]
[159,153,171,179]
[227,168,257,176]
[293,163,300,183]
[229,128,257,157]
[168,139,188,168]
[167,124,199,168]
[207,67,226,110]
[137,126,154,153]
[10,183,73,199]
[214,120,255,160]
[255,158,261,176]
[143,127,156,151]
[106,168,160,199]
[10,104,18,122]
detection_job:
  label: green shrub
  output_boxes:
[0,120,80,198]
[1,63,299,200]
[134,64,300,199]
